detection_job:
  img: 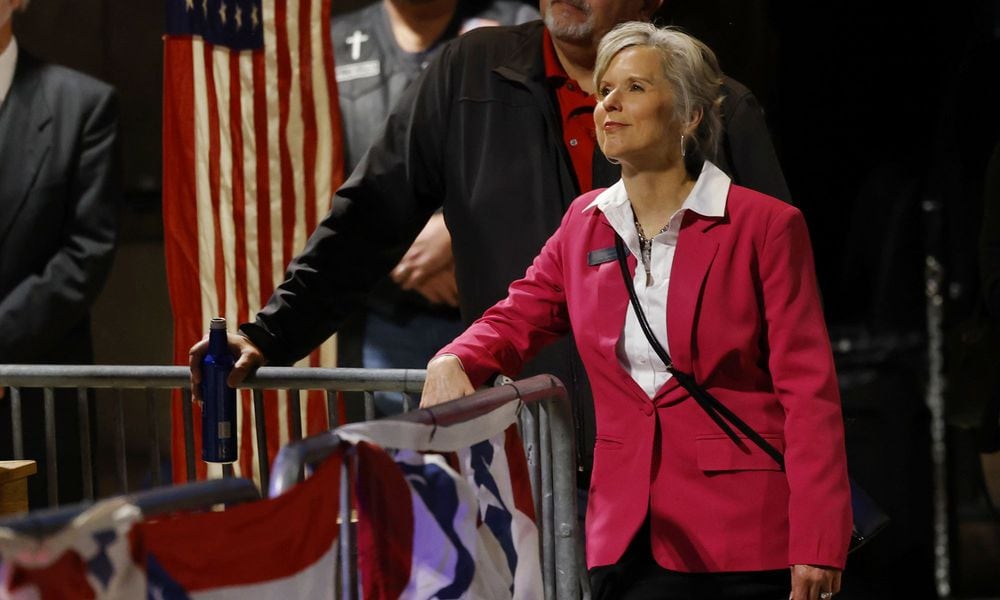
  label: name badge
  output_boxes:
[335,60,380,83]
[588,247,617,266]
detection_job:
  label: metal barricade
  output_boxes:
[0,477,261,537]
[0,365,424,506]
[269,374,582,600]
[1,365,586,598]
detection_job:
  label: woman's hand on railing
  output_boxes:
[189,333,266,401]
[420,354,474,408]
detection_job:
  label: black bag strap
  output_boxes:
[613,234,785,469]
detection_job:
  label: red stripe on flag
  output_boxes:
[251,51,273,306]
[228,52,249,325]
[298,0,318,233]
[163,38,202,485]
[505,425,537,522]
[239,389,254,478]
[274,0,296,268]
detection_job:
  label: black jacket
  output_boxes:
[0,50,120,364]
[242,21,790,467]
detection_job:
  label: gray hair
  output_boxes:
[594,22,724,168]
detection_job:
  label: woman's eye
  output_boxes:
[630,83,644,92]
[598,86,611,98]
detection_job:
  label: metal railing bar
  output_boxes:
[133,477,260,515]
[147,389,162,488]
[182,388,196,482]
[339,456,357,600]
[522,402,542,523]
[242,368,425,392]
[79,387,94,501]
[114,390,128,494]
[326,390,337,429]
[0,365,425,392]
[222,463,235,479]
[43,387,58,507]
[401,392,413,412]
[539,399,555,599]
[363,391,375,421]
[548,397,583,600]
[253,389,270,494]
[0,477,260,538]
[289,389,302,441]
[11,386,23,459]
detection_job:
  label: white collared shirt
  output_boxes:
[0,37,17,110]
[584,161,731,398]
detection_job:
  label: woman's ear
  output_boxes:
[685,108,704,136]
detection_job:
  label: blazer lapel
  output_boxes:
[666,213,720,378]
[0,53,52,244]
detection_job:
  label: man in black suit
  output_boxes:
[0,0,120,508]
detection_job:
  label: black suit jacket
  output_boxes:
[0,49,120,364]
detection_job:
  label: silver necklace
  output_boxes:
[632,212,669,286]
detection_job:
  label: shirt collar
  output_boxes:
[584,161,730,260]
[0,37,17,109]
[541,27,567,83]
[583,160,731,217]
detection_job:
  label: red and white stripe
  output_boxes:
[163,0,343,485]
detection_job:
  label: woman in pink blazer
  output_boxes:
[422,22,851,600]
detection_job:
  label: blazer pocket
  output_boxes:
[695,433,784,472]
[594,435,624,450]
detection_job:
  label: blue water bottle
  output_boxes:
[201,317,237,463]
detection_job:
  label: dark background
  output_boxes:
[10,1,1000,597]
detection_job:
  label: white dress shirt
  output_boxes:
[585,161,731,398]
[0,37,17,110]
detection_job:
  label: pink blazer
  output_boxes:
[440,183,852,572]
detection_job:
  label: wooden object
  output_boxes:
[0,460,37,516]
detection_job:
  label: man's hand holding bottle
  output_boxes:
[188,332,265,402]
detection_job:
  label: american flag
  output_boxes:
[162,0,343,485]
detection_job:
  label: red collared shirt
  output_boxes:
[542,28,597,193]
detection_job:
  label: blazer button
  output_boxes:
[641,403,653,416]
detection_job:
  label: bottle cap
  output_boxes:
[210,317,227,330]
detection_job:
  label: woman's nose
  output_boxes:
[600,91,621,112]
